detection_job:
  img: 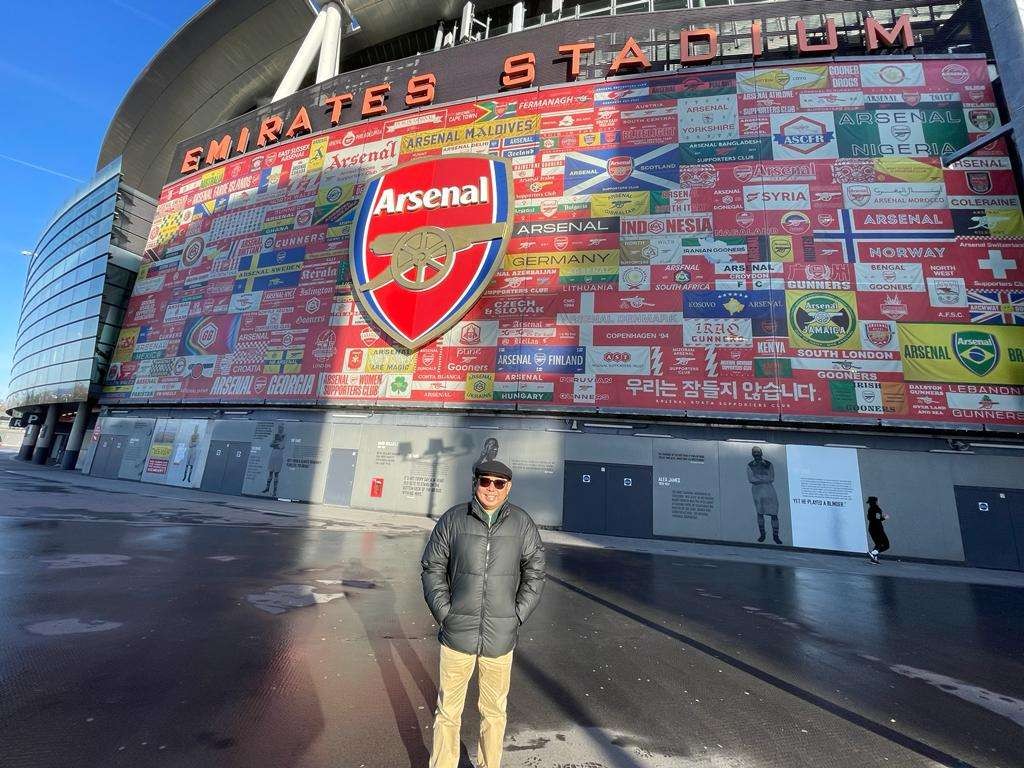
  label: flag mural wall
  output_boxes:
[103,56,1024,427]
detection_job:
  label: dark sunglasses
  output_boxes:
[477,476,508,490]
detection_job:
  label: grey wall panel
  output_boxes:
[350,425,480,518]
[77,426,99,474]
[241,420,332,502]
[564,433,653,466]
[653,440,721,540]
[116,419,156,481]
[210,419,260,441]
[949,455,1024,489]
[329,421,365,450]
[140,418,212,488]
[489,428,564,527]
[855,450,964,561]
[349,425,563,525]
[720,442,792,547]
[278,422,333,503]
[96,417,150,436]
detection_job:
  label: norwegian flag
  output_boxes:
[488,134,540,155]
[968,290,1024,324]
[814,209,955,264]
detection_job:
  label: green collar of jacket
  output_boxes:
[471,497,506,528]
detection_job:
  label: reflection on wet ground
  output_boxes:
[0,457,1022,767]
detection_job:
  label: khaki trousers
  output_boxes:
[429,644,514,768]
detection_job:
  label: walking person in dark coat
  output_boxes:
[421,459,545,768]
[867,496,890,564]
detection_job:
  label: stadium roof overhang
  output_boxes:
[98,0,503,196]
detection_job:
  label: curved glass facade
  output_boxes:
[7,159,150,412]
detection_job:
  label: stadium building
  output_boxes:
[9,0,1024,569]
[7,159,155,468]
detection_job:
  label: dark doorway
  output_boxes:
[50,433,68,465]
[606,465,654,538]
[563,462,608,534]
[201,441,251,496]
[323,449,358,507]
[954,486,1024,571]
[562,461,653,539]
[91,434,127,479]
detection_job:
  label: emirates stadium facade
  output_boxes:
[13,0,1024,568]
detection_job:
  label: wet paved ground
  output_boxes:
[1,450,1023,768]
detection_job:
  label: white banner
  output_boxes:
[786,445,866,552]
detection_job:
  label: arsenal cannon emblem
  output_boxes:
[350,155,514,348]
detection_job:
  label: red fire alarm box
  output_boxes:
[370,477,384,498]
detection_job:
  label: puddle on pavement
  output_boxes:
[43,554,132,569]
[891,664,1024,730]
[246,584,346,614]
[311,579,377,588]
[26,618,122,636]
[504,726,700,767]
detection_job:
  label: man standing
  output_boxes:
[421,459,545,768]
[747,446,782,545]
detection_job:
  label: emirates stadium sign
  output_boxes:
[350,155,514,348]
[176,15,918,177]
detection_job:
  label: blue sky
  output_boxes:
[0,1,206,401]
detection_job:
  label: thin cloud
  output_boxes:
[0,59,101,112]
[109,0,173,29]
[0,154,84,183]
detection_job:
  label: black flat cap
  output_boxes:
[474,460,513,480]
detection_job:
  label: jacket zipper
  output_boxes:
[478,520,491,655]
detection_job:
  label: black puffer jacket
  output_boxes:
[421,499,545,658]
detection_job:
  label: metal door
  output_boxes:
[323,449,358,507]
[50,434,68,464]
[92,435,126,479]
[954,486,1022,571]
[1010,490,1024,564]
[90,436,114,478]
[200,441,231,493]
[219,442,251,497]
[606,465,654,539]
[561,462,608,534]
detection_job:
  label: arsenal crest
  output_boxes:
[607,156,634,182]
[968,109,995,132]
[953,330,999,377]
[350,155,514,348]
[864,321,893,349]
[967,171,993,195]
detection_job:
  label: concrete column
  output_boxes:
[61,402,91,470]
[272,6,328,101]
[316,2,343,83]
[510,2,525,33]
[18,422,40,461]
[32,405,58,465]
[983,0,1024,158]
